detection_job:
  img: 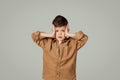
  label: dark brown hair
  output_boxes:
[52,15,68,27]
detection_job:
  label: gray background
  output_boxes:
[0,0,120,80]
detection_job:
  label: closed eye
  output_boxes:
[61,30,65,32]
[55,30,59,32]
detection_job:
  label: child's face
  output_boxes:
[55,26,66,41]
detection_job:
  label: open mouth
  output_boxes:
[58,36,62,38]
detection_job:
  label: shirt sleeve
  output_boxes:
[72,31,88,50]
[31,31,48,48]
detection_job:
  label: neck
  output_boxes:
[59,40,62,44]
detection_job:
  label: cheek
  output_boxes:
[55,32,58,37]
[62,32,65,36]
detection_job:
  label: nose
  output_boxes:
[58,32,62,35]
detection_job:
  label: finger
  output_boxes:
[53,25,56,30]
[66,24,70,32]
[52,25,54,31]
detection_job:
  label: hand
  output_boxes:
[51,25,56,38]
[65,24,70,37]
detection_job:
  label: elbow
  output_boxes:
[85,34,88,41]
[31,33,34,40]
[31,32,37,42]
[82,34,88,44]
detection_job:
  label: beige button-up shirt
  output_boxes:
[32,31,88,80]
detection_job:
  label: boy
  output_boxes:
[31,15,88,80]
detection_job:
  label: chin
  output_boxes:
[57,38,64,41]
[58,39,63,41]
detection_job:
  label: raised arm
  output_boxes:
[31,25,56,48]
[40,25,56,38]
[65,25,83,39]
[65,25,88,50]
